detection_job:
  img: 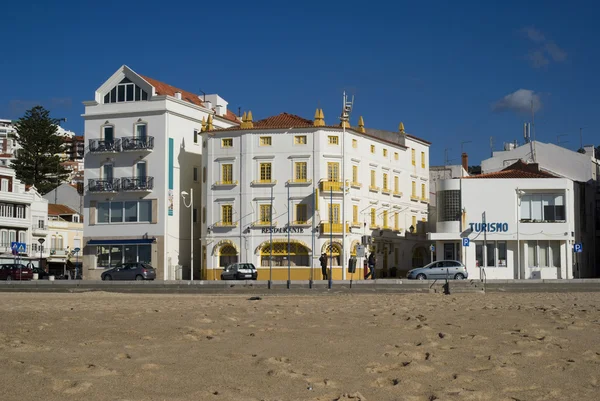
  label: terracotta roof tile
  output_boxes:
[140,75,239,124]
[467,160,557,179]
[48,204,78,216]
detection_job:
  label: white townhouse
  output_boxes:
[82,65,239,280]
[201,110,431,280]
[429,161,576,280]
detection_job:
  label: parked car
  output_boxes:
[221,263,258,280]
[101,262,156,281]
[0,264,34,281]
[406,260,468,280]
[32,267,50,280]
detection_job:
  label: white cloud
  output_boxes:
[521,27,567,68]
[523,27,545,43]
[545,42,567,62]
[527,50,549,68]
[492,89,542,114]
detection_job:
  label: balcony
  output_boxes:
[214,180,239,187]
[121,177,154,192]
[393,191,403,198]
[369,185,380,193]
[32,225,48,236]
[382,188,391,195]
[350,181,362,189]
[420,197,430,203]
[290,220,311,226]
[320,181,343,192]
[89,138,121,153]
[121,136,154,151]
[287,178,312,186]
[88,178,120,193]
[410,194,420,201]
[213,221,238,228]
[319,222,350,235]
[252,220,276,227]
[369,224,380,230]
[351,221,362,228]
[251,179,277,187]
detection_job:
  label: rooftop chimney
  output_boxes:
[461,152,468,172]
[174,92,182,100]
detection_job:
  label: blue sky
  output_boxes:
[1,0,598,165]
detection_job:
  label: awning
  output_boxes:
[86,239,156,246]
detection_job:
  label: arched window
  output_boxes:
[103,78,148,103]
[322,242,342,266]
[219,245,238,268]
[57,236,64,251]
[260,242,310,267]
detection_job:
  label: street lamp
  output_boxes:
[37,238,45,272]
[181,189,194,281]
[516,189,525,280]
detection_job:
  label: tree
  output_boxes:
[12,106,69,195]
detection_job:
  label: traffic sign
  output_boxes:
[429,244,435,252]
[356,245,365,257]
[11,242,27,253]
[462,238,470,247]
[574,243,583,253]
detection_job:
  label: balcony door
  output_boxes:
[102,164,113,181]
[136,162,147,179]
[327,162,339,182]
[103,126,114,142]
[135,124,147,141]
[328,204,340,224]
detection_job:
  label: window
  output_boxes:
[0,230,6,247]
[194,130,199,144]
[352,165,358,183]
[102,126,114,142]
[394,176,399,193]
[193,167,198,182]
[382,173,388,190]
[475,243,484,267]
[96,244,151,268]
[538,240,549,267]
[222,138,233,148]
[370,145,375,154]
[16,205,24,219]
[527,241,538,267]
[520,194,565,222]
[103,78,148,103]
[97,201,152,223]
[370,208,376,226]
[412,216,417,232]
[50,235,56,250]
[57,236,64,251]
[259,136,271,146]
[394,212,399,230]
[136,161,147,178]
[18,231,26,245]
[497,242,507,267]
[382,210,389,228]
[222,205,233,224]
[438,190,461,222]
[352,139,357,148]
[1,179,8,192]
[394,152,398,160]
[6,204,12,217]
[486,243,495,267]
[353,205,358,223]
[38,220,45,229]
[412,181,416,197]
[550,241,560,267]
[294,162,307,182]
[328,204,340,223]
[327,162,340,182]
[411,149,416,166]
[370,170,376,187]
[203,167,206,183]
[135,124,147,140]
[259,205,271,224]
[383,149,388,157]
[421,183,426,199]
[296,204,307,223]
[328,136,339,145]
[193,208,198,223]
[421,151,425,168]
[222,164,233,183]
[102,163,113,180]
[259,163,271,182]
[294,135,307,145]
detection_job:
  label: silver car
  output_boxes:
[101,262,156,281]
[406,260,468,280]
[221,263,258,280]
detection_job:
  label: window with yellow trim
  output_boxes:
[411,149,416,166]
[352,139,357,148]
[394,176,399,192]
[370,208,376,226]
[328,204,340,223]
[221,205,233,224]
[412,216,417,232]
[383,149,388,157]
[353,204,358,223]
[327,162,340,182]
[394,212,399,230]
[370,170,376,187]
[222,164,233,183]
[328,136,339,145]
[383,173,388,190]
[421,151,425,168]
[412,181,416,197]
[259,205,271,223]
[259,163,272,182]
[370,145,375,153]
[296,204,307,223]
[394,152,398,160]
[294,162,307,182]
[221,138,233,148]
[421,183,426,199]
[259,136,271,146]
[294,135,307,145]
[352,165,358,182]
[382,210,389,228]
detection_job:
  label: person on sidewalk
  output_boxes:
[319,253,328,280]
[366,252,376,280]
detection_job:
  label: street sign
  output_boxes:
[462,238,470,247]
[429,245,435,252]
[11,242,27,253]
[356,245,366,257]
[574,243,583,253]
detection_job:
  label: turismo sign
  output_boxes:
[469,222,509,233]
[261,227,305,234]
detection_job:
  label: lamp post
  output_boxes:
[181,189,194,281]
[516,189,525,280]
[38,238,45,272]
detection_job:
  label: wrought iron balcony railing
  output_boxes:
[121,177,154,191]
[121,136,154,151]
[89,139,121,153]
[88,178,120,193]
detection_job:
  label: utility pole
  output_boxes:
[489,137,494,157]
[580,127,583,150]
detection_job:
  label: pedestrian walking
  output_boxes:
[366,252,376,280]
[319,253,328,280]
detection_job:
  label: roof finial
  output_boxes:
[357,116,365,133]
[314,108,325,127]
[240,111,248,128]
[207,114,214,131]
[319,109,325,125]
[246,111,253,128]
[201,116,207,132]
[398,122,405,135]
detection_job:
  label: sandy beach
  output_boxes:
[1,291,599,401]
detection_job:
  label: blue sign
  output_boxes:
[429,245,435,252]
[469,222,509,233]
[462,238,470,247]
[574,243,583,253]
[11,242,27,253]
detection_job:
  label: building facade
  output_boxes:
[82,65,239,280]
[45,204,83,276]
[429,161,576,280]
[201,111,431,280]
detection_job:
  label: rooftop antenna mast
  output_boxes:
[531,99,537,162]
[579,127,583,150]
[557,134,569,147]
[489,136,494,157]
[339,91,353,283]
[444,148,451,166]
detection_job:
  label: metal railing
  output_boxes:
[320,181,343,192]
[121,136,154,151]
[320,222,348,234]
[88,138,121,152]
[121,177,154,191]
[88,178,120,192]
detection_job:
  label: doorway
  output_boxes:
[444,243,455,260]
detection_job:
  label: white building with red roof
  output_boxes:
[82,65,239,280]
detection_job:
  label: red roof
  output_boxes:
[48,204,78,216]
[467,160,557,179]
[255,113,314,128]
[140,75,239,124]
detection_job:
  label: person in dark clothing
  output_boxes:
[366,252,376,280]
[319,253,328,280]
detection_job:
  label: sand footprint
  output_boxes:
[52,379,93,394]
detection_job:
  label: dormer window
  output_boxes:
[103,78,148,104]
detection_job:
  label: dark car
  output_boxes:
[101,262,156,281]
[221,263,258,280]
[0,264,34,281]
[32,267,50,280]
